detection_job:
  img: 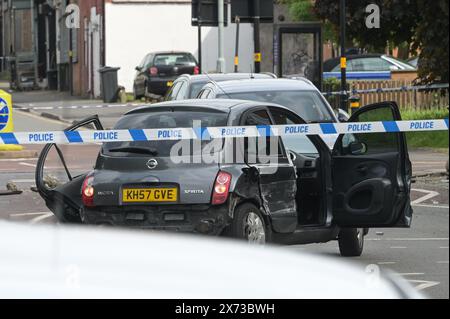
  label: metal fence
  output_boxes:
[323,80,450,110]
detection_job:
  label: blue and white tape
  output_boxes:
[1,119,448,145]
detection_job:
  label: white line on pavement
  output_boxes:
[439,247,449,249]
[395,273,425,276]
[0,158,38,162]
[367,238,449,241]
[412,203,449,209]
[9,179,35,183]
[19,162,37,168]
[377,262,397,265]
[390,246,407,249]
[407,280,440,291]
[9,212,50,218]
[411,189,440,205]
[436,261,449,264]
[30,212,54,224]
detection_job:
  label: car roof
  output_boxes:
[181,73,275,83]
[324,54,385,70]
[208,78,317,93]
[125,98,290,115]
[147,51,194,56]
[0,221,420,298]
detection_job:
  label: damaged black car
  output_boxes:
[36,99,412,256]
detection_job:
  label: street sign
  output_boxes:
[0,89,23,151]
[231,0,274,23]
[191,0,229,27]
[0,91,13,132]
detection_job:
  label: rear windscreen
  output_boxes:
[154,54,196,66]
[102,110,228,157]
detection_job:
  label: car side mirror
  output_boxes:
[135,66,141,71]
[338,113,348,122]
[349,141,368,155]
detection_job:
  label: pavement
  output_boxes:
[0,89,448,298]
[11,89,145,129]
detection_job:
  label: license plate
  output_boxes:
[167,81,173,87]
[122,188,178,203]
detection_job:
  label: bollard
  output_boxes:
[0,89,23,152]
[349,95,361,115]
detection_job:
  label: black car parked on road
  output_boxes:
[133,51,199,99]
[164,73,276,101]
[36,99,412,257]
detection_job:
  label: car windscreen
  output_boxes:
[218,90,335,123]
[153,54,196,66]
[102,110,228,157]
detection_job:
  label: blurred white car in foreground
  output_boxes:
[0,221,421,299]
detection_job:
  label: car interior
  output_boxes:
[242,107,326,227]
[268,108,326,227]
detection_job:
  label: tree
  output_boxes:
[411,1,449,83]
[287,0,449,83]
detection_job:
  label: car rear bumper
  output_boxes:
[81,204,231,235]
[147,77,176,95]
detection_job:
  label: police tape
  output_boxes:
[0,119,448,145]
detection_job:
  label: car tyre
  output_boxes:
[229,203,270,244]
[133,85,143,100]
[338,228,364,257]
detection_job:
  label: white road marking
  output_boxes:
[367,237,449,241]
[0,158,38,162]
[9,179,35,183]
[377,262,397,265]
[9,212,50,218]
[19,162,37,168]
[439,247,449,249]
[407,280,440,291]
[390,246,407,249]
[395,273,425,276]
[30,212,54,224]
[436,261,449,264]
[411,189,440,205]
[412,203,449,209]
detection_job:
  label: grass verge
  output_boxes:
[401,108,449,149]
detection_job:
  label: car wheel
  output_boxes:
[338,228,364,257]
[133,85,142,100]
[144,82,151,98]
[230,203,270,244]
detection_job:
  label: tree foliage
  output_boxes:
[288,0,449,83]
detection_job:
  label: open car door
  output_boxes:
[35,116,104,223]
[332,102,412,228]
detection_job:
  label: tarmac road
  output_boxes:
[1,108,448,299]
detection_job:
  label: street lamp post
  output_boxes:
[253,0,261,73]
[217,0,226,73]
[340,0,348,111]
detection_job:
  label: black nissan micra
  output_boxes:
[36,99,412,256]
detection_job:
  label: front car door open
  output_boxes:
[332,102,412,228]
[35,116,104,223]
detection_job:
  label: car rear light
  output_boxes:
[82,172,95,207]
[150,67,158,75]
[211,171,232,205]
[194,66,200,75]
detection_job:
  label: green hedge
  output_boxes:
[401,108,449,149]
